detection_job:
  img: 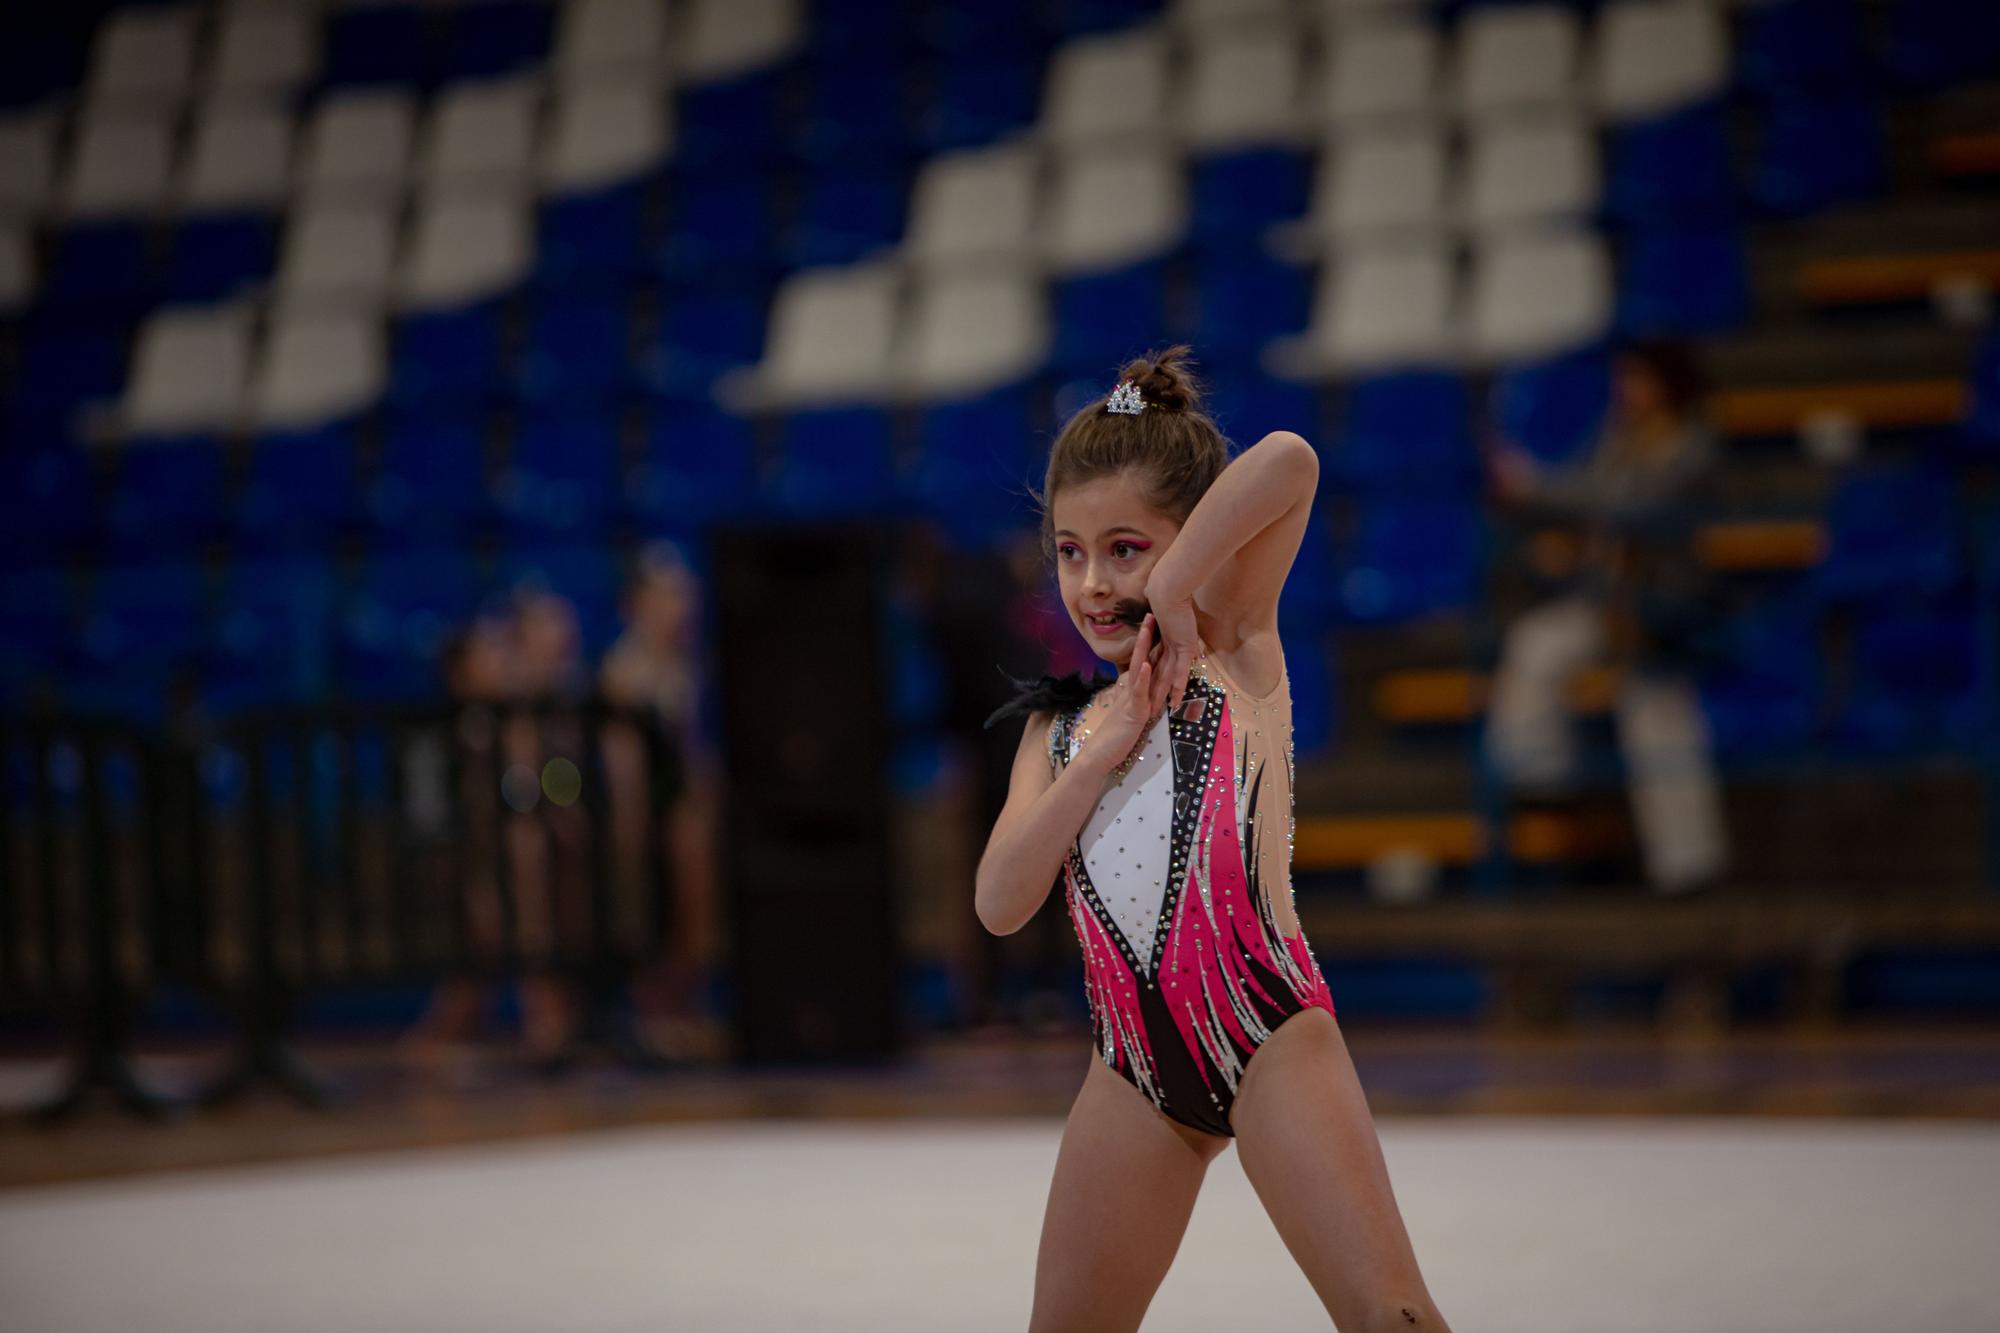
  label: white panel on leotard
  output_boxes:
[1071,711,1175,966]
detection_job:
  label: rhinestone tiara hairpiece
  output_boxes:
[1105,380,1146,415]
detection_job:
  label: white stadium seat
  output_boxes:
[541,82,670,193]
[676,0,804,84]
[0,226,34,313]
[254,310,386,429]
[1454,4,1580,117]
[1043,27,1173,147]
[1044,145,1187,275]
[1182,30,1309,152]
[1468,226,1612,361]
[1171,0,1299,30]
[209,4,320,98]
[743,262,901,406]
[1319,22,1441,125]
[124,306,254,434]
[63,112,173,218]
[904,140,1042,271]
[1273,126,1445,257]
[85,7,198,110]
[1285,240,1457,372]
[556,0,672,80]
[0,111,59,218]
[299,90,418,203]
[1461,113,1599,231]
[1592,0,1729,121]
[181,102,293,212]
[422,79,540,194]
[399,192,532,310]
[899,269,1048,400]
[278,202,398,309]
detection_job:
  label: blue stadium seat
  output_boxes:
[1697,591,1822,757]
[1335,371,1478,493]
[205,556,338,714]
[1752,94,1886,216]
[1606,103,1737,224]
[0,446,97,562]
[920,54,1040,151]
[339,547,479,700]
[518,294,633,403]
[1817,464,1962,601]
[1054,0,1158,35]
[1282,628,1337,759]
[627,401,761,535]
[1338,496,1485,624]
[922,0,1044,56]
[1615,225,1751,335]
[496,407,623,537]
[495,541,622,658]
[0,566,76,695]
[1190,150,1311,251]
[388,302,508,409]
[1491,344,1613,466]
[0,19,87,110]
[43,222,152,315]
[1836,593,1985,751]
[372,411,492,543]
[1738,0,1869,94]
[323,5,433,88]
[786,167,908,267]
[655,170,782,282]
[770,407,898,516]
[165,214,276,304]
[105,437,229,556]
[72,561,211,723]
[1276,500,1340,629]
[1967,331,2000,449]
[799,60,914,165]
[440,1,552,80]
[640,286,768,396]
[1051,259,1171,378]
[1186,250,1311,355]
[9,317,130,426]
[1885,0,2000,89]
[236,423,363,552]
[906,387,1039,545]
[535,182,648,287]
[677,70,790,168]
[1202,366,1323,446]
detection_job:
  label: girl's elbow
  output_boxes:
[973,878,1022,936]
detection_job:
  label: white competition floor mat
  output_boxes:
[4,1115,1997,1332]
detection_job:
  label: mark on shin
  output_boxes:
[1400,1308,1421,1325]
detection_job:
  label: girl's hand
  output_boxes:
[1079,613,1172,777]
[1145,589,1200,715]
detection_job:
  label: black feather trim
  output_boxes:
[982,664,1116,730]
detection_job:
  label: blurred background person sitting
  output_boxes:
[1482,340,1730,897]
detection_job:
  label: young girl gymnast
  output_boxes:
[976,348,1453,1332]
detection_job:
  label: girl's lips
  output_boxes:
[1085,614,1125,637]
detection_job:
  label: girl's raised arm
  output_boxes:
[1144,430,1319,702]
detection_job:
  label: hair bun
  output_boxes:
[1117,344,1201,413]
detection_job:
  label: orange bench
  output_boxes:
[1707,379,1966,436]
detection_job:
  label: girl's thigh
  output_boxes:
[1228,1008,1447,1331]
[1030,1054,1228,1333]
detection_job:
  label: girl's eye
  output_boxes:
[1058,544,1079,560]
[1112,541,1138,557]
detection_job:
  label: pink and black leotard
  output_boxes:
[1040,645,1337,1138]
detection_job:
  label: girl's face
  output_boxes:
[1050,470,1182,666]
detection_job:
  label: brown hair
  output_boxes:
[1032,345,1233,566]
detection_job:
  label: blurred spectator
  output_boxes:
[599,540,727,1060]
[1482,341,1730,896]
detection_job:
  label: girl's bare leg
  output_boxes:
[1029,1055,1229,1333]
[1229,1008,1452,1333]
